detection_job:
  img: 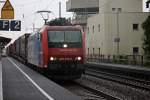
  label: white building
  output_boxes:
[66,0,149,56]
[86,0,149,56]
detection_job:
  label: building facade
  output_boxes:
[86,0,149,56]
[66,0,99,30]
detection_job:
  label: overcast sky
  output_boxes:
[0,0,72,40]
[0,0,149,42]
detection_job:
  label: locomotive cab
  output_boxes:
[42,26,85,79]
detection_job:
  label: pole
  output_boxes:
[0,48,1,60]
[59,2,61,18]
[0,43,2,60]
[116,11,120,56]
[117,12,119,55]
[44,19,48,25]
[32,23,35,32]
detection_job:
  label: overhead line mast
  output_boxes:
[59,2,61,18]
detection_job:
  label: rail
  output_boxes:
[85,68,150,92]
[73,81,121,100]
[86,54,150,66]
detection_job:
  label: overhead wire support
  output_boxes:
[36,10,52,24]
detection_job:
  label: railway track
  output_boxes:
[85,68,150,92]
[73,81,121,100]
[60,81,121,100]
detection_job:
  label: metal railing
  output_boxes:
[86,54,150,66]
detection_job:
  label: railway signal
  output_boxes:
[10,20,21,31]
[0,20,9,31]
[1,0,14,19]
[0,20,21,31]
[0,0,21,31]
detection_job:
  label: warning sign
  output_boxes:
[1,0,14,19]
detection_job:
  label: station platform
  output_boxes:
[0,60,3,100]
[1,57,82,100]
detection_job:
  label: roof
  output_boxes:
[0,36,11,47]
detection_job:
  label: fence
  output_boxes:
[86,54,150,66]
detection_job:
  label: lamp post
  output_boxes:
[36,10,52,25]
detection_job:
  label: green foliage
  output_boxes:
[47,17,72,26]
[142,16,150,58]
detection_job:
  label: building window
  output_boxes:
[133,47,139,55]
[82,26,85,32]
[112,8,116,11]
[98,48,100,55]
[88,48,89,55]
[133,24,139,31]
[93,48,95,55]
[118,8,122,12]
[98,24,100,32]
[87,27,89,34]
[92,25,94,33]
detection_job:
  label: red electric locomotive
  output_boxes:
[27,25,85,79]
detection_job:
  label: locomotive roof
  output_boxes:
[41,25,82,31]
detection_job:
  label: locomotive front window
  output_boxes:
[48,31,64,42]
[48,30,81,43]
[48,30,82,48]
[65,31,81,43]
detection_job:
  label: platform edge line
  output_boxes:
[8,58,54,100]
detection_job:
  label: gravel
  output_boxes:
[59,81,105,100]
[75,75,150,100]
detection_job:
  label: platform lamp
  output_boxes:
[36,10,52,25]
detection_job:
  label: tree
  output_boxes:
[142,16,150,58]
[47,17,72,26]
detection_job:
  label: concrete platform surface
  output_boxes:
[2,57,82,100]
[0,61,3,100]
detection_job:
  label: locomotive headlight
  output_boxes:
[77,57,82,60]
[76,57,82,61]
[50,57,57,61]
[50,57,54,61]
[63,44,68,48]
[50,57,56,61]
